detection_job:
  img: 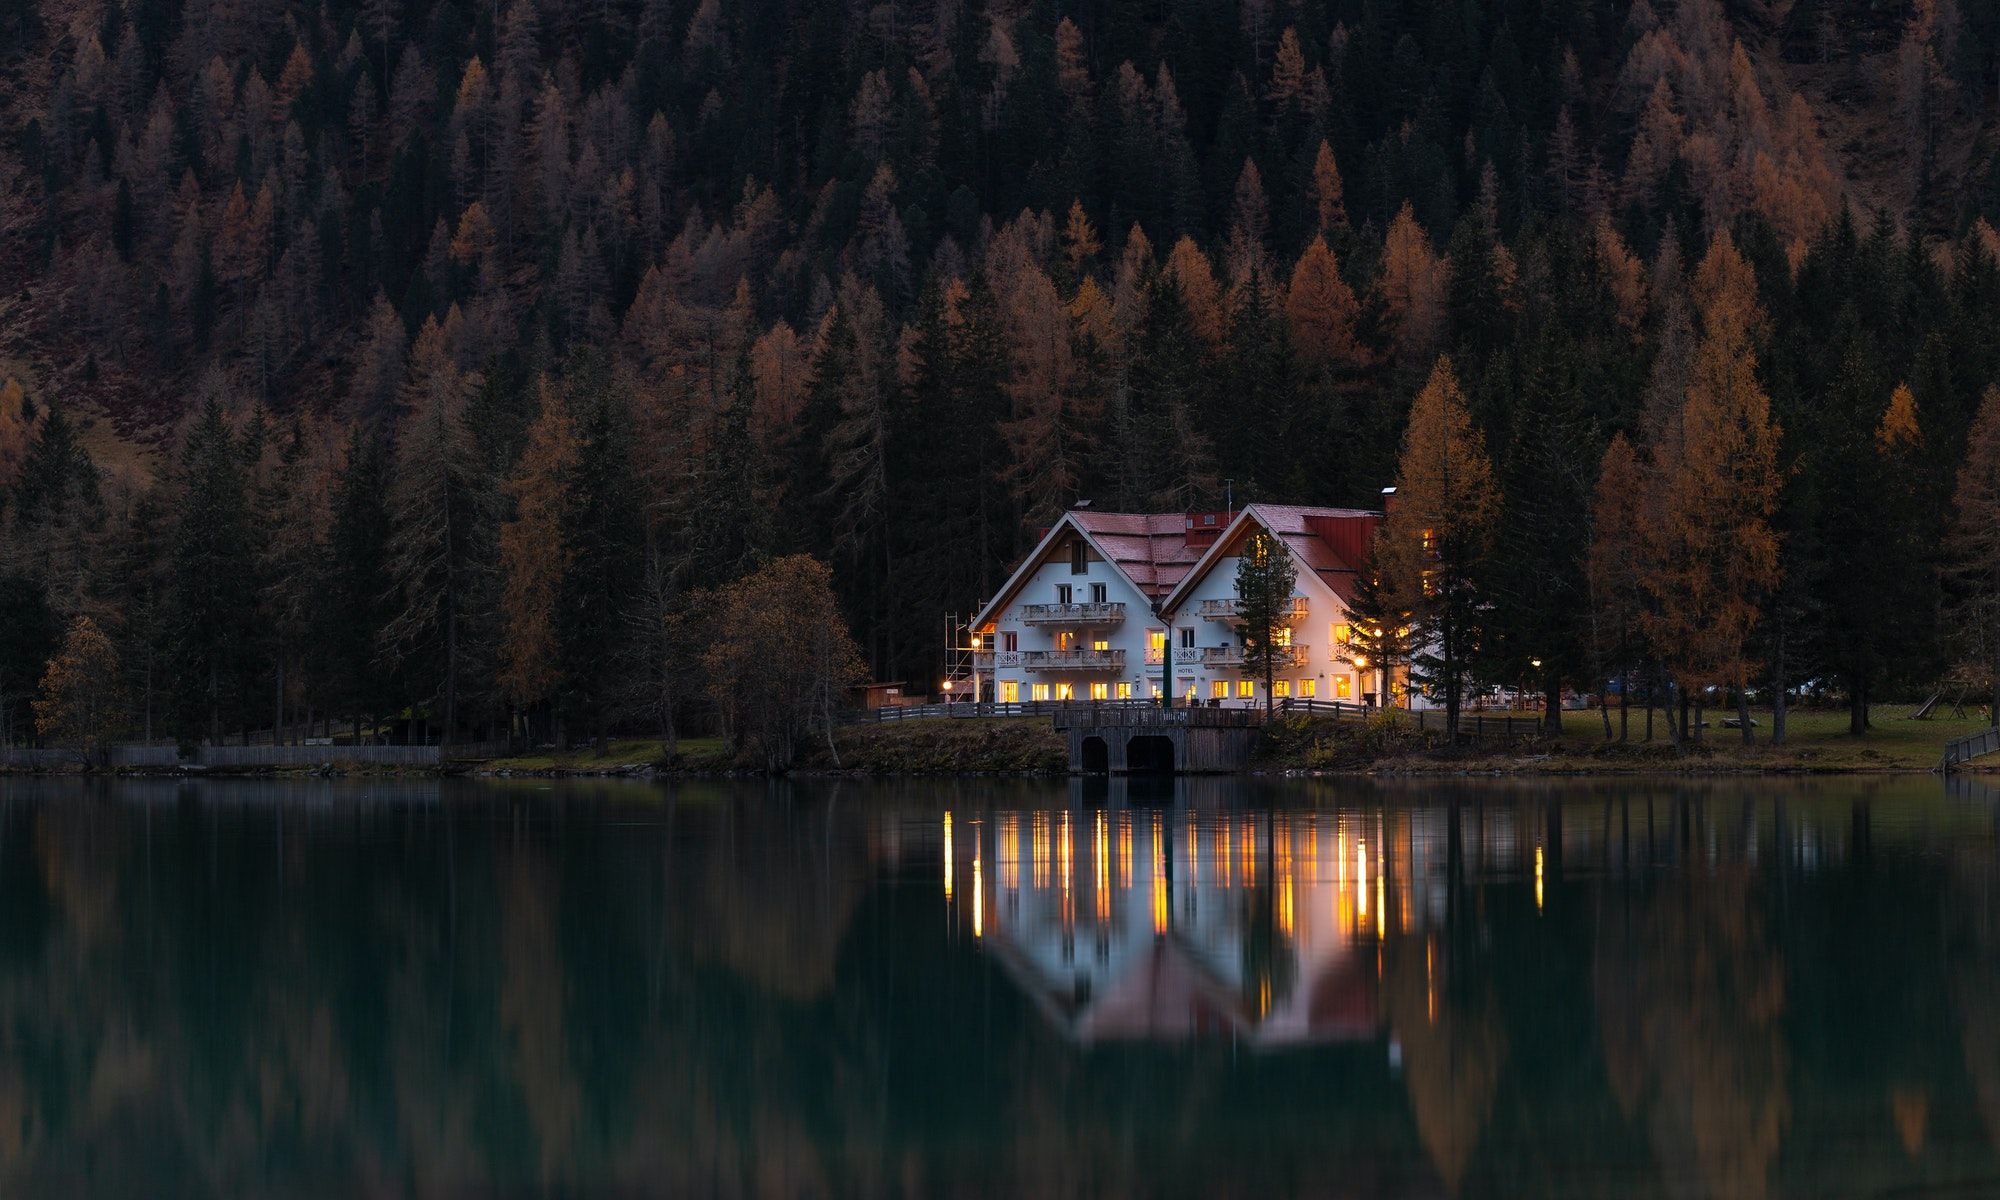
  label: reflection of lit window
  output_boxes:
[1236,680,1254,699]
[999,680,1019,703]
[1211,681,1228,699]
[1273,680,1290,698]
[1056,682,1074,701]
[1299,678,1316,698]
[1031,683,1050,701]
[1336,675,1352,698]
[1116,682,1132,699]
[1090,681,1108,700]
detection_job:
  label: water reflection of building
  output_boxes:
[938,804,1480,1047]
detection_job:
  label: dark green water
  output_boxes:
[0,775,1997,1198]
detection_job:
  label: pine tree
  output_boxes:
[1235,531,1298,717]
[1951,385,2000,724]
[321,426,394,742]
[164,398,259,745]
[1586,435,1649,741]
[382,321,493,742]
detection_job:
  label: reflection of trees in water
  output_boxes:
[1596,855,1787,1200]
[1386,934,1506,1196]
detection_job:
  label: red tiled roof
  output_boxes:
[1237,504,1381,603]
[1069,511,1205,599]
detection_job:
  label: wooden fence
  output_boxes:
[1281,698,1545,741]
[1939,726,2000,772]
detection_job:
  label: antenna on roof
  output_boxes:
[1224,479,1233,517]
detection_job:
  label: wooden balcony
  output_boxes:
[1020,601,1127,626]
[1198,597,1309,622]
[1184,645,1310,669]
[1019,649,1126,671]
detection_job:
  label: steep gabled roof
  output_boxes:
[971,511,1173,630]
[1160,503,1381,614]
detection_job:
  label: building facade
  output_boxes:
[972,503,1403,708]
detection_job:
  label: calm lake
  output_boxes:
[0,775,1997,1198]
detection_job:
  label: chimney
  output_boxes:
[1379,486,1397,516]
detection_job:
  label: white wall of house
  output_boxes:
[983,532,1166,705]
[1168,548,1365,706]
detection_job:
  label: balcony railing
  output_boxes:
[1019,649,1126,671]
[1020,601,1127,625]
[1183,645,1310,669]
[1198,597,1309,622]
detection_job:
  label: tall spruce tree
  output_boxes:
[1235,530,1299,717]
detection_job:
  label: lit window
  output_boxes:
[1421,528,1436,552]
[1092,638,1109,651]
[1236,680,1254,699]
[1334,624,1351,645]
[1151,683,1163,699]
[1116,682,1132,699]
[1056,683,1075,701]
[1273,680,1291,698]
[1090,682,1109,700]
[1149,630,1167,651]
[1299,679,1317,698]
[1184,686,1197,702]
[1057,631,1074,650]
[999,681,1019,703]
[1031,683,1050,701]
[1274,627,1292,647]
[1336,675,1352,698]
[1211,681,1228,699]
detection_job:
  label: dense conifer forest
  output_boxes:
[5,0,2000,748]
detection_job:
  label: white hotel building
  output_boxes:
[971,503,1401,708]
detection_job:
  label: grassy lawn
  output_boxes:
[479,736,730,772]
[1541,703,1990,770]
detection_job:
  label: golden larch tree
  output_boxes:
[1383,357,1498,734]
[1285,235,1361,366]
[499,382,579,712]
[1641,310,1782,744]
[1952,386,2000,722]
[34,614,123,763]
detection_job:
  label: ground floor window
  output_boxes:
[1335,674,1352,698]
[1236,680,1254,699]
[1000,680,1019,703]
[1056,682,1075,701]
[1299,678,1317,698]
[1151,683,1163,699]
[1210,681,1228,699]
[1116,682,1132,699]
[1031,683,1050,702]
[1273,680,1290,698]
[1090,681,1108,700]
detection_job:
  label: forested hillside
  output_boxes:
[4,0,2000,748]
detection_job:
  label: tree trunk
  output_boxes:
[1849,676,1868,736]
[1772,624,1788,746]
[1619,672,1630,742]
[1599,676,1613,740]
[1737,683,1754,746]
[1544,673,1563,737]
[1661,679,1681,748]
